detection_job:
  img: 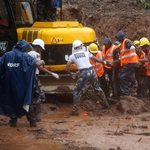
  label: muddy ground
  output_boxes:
[1,0,150,150]
[1,86,150,150]
[0,98,150,150]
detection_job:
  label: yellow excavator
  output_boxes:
[0,0,97,95]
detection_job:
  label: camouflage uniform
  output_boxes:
[37,0,60,22]
[26,105,37,124]
[32,74,45,122]
[33,75,45,104]
[73,67,109,111]
[37,0,47,21]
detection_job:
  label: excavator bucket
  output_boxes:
[39,74,77,95]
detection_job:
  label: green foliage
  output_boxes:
[142,0,150,10]
[137,0,150,10]
[137,0,141,5]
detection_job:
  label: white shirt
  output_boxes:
[68,51,93,70]
[28,50,40,74]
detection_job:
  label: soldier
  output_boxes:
[37,0,61,22]
[65,40,110,116]
[28,39,59,121]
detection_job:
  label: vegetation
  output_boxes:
[137,0,150,10]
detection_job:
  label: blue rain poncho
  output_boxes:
[0,40,36,118]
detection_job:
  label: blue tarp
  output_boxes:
[0,40,36,118]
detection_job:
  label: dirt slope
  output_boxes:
[59,0,150,46]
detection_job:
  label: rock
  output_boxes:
[118,96,146,115]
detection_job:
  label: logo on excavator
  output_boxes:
[51,37,64,44]
[0,41,8,52]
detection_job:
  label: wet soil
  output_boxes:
[58,0,150,46]
[1,81,150,150]
[52,85,73,93]
[1,97,150,150]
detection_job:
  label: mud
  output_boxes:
[57,0,150,46]
[1,102,150,150]
[52,85,73,93]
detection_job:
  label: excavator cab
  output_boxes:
[10,0,36,28]
[0,0,97,95]
[0,0,17,57]
[0,0,35,57]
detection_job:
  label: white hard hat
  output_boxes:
[32,39,45,50]
[72,40,83,49]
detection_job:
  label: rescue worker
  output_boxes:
[115,30,139,96]
[102,36,119,100]
[37,0,61,22]
[65,40,110,116]
[28,39,59,122]
[0,39,45,127]
[138,37,150,98]
[134,40,146,97]
[89,43,109,99]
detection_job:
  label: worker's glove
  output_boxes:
[130,45,135,51]
[103,60,110,66]
[52,73,59,79]
[71,73,77,79]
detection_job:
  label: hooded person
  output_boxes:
[65,40,110,116]
[102,36,119,100]
[0,39,45,127]
[115,30,139,96]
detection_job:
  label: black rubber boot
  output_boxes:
[30,121,37,127]
[10,118,17,127]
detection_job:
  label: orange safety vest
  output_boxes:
[90,51,104,77]
[136,51,146,75]
[120,38,138,66]
[145,50,150,76]
[102,44,116,69]
[136,51,145,59]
